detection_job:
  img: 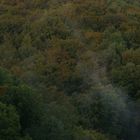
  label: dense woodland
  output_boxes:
[0,0,140,140]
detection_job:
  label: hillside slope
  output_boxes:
[0,0,140,140]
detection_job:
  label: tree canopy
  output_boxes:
[0,0,140,140]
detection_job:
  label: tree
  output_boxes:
[0,102,21,140]
[111,63,140,98]
[0,102,33,140]
[74,127,112,140]
[73,86,131,139]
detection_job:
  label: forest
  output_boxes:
[0,0,140,140]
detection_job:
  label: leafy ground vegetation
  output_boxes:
[0,0,140,140]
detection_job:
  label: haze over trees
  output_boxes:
[0,0,140,140]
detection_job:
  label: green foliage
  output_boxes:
[73,87,130,138]
[111,63,140,98]
[0,102,20,140]
[0,0,140,140]
[75,127,112,140]
[0,67,12,85]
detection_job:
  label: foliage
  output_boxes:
[0,0,140,140]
